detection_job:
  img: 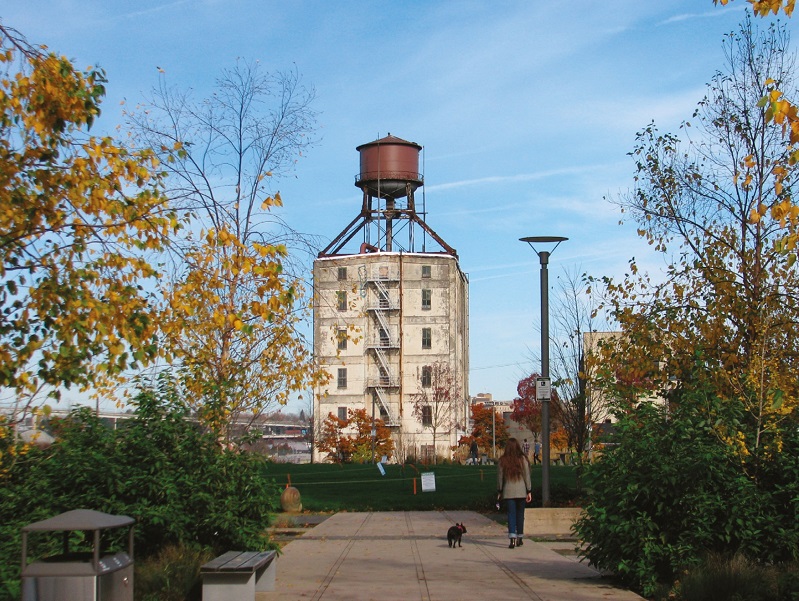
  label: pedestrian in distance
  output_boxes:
[469,439,479,465]
[496,437,532,548]
[533,440,541,465]
[522,438,530,459]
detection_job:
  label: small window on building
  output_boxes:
[421,406,432,427]
[337,290,347,311]
[422,265,431,278]
[337,329,347,351]
[379,327,390,347]
[337,368,347,389]
[337,267,347,281]
[422,327,432,349]
[421,365,432,387]
[337,406,347,421]
[421,289,431,310]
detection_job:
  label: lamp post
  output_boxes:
[520,236,568,507]
[492,406,496,459]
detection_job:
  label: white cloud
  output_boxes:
[659,5,748,26]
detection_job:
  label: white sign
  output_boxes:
[536,377,551,401]
[376,462,386,476]
[421,471,436,492]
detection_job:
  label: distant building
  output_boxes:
[583,331,621,427]
[312,135,469,462]
[583,330,668,424]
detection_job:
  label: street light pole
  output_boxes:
[371,395,376,464]
[492,407,496,460]
[520,236,568,507]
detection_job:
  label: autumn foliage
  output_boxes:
[157,226,323,440]
[469,402,508,457]
[509,373,543,439]
[0,25,177,413]
[0,25,327,447]
[717,0,794,17]
[717,0,799,254]
[315,408,394,463]
[126,60,323,441]
[580,14,799,595]
[597,17,799,454]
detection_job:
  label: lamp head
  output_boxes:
[520,236,568,256]
[519,236,568,244]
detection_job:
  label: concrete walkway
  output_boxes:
[257,511,645,601]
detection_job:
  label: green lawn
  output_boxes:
[263,462,581,512]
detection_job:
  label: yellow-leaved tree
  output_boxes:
[575,16,799,587]
[595,17,799,462]
[127,60,328,441]
[717,1,799,247]
[158,223,324,441]
[717,0,794,16]
[0,25,178,424]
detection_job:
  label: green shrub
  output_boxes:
[0,375,279,601]
[134,542,214,601]
[574,381,799,597]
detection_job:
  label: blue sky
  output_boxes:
[4,1,795,411]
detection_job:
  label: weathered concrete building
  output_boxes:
[312,135,469,462]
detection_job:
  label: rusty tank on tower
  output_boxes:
[319,133,454,257]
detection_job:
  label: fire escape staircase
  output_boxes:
[366,271,399,426]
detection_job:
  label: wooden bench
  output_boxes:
[200,550,277,601]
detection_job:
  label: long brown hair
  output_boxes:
[498,437,527,482]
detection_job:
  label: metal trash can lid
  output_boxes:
[22,509,134,532]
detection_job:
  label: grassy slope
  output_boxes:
[263,462,581,512]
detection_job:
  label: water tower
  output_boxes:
[319,134,456,257]
[312,134,469,464]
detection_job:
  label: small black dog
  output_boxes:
[447,522,467,548]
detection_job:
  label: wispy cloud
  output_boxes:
[659,4,747,26]
[426,164,608,194]
[117,1,194,20]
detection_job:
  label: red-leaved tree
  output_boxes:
[470,402,508,458]
[315,409,393,463]
[510,373,543,443]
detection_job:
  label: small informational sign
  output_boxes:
[536,377,551,401]
[376,462,386,476]
[421,471,436,492]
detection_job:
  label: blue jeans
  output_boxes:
[505,498,526,539]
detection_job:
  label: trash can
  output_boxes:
[21,509,135,601]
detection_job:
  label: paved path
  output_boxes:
[257,511,645,601]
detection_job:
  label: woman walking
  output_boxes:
[497,437,532,548]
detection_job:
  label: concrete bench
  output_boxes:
[200,550,277,601]
[524,508,582,538]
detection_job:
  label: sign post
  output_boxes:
[536,377,551,401]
